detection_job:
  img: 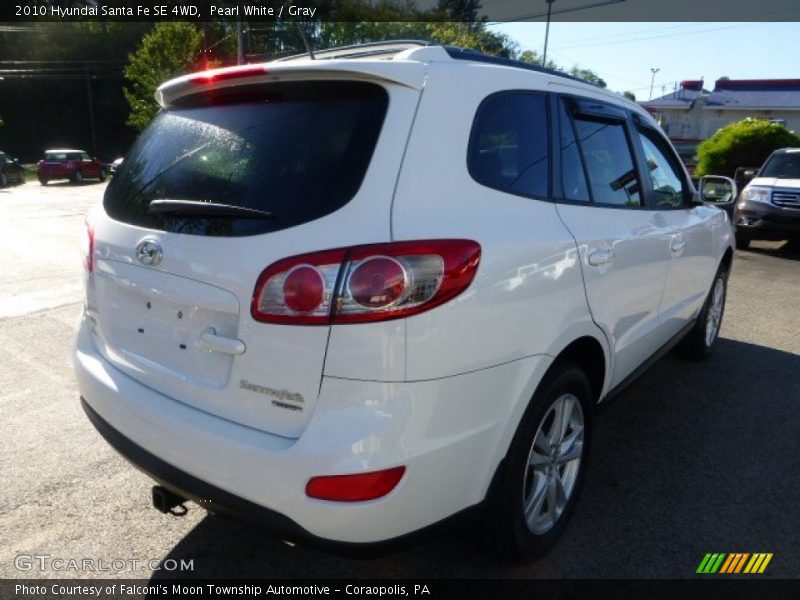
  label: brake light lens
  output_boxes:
[347,256,407,309]
[251,240,481,325]
[251,249,347,325]
[189,66,267,85]
[283,265,326,313]
[306,467,406,502]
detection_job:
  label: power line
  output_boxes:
[552,23,752,51]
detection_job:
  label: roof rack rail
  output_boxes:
[275,40,433,62]
[443,46,591,86]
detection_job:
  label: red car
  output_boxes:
[37,149,107,185]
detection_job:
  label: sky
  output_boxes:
[490,22,800,100]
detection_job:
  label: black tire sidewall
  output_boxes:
[497,362,593,560]
[734,232,750,249]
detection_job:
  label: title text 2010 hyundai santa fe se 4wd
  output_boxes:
[74,42,734,560]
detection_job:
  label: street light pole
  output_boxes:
[649,67,660,100]
[542,0,556,67]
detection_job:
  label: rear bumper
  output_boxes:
[734,200,800,240]
[38,166,75,178]
[81,397,479,554]
[74,314,549,544]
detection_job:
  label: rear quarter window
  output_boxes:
[467,92,550,199]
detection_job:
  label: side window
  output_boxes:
[637,130,687,208]
[81,152,91,161]
[468,92,549,198]
[573,117,641,207]
[559,100,589,202]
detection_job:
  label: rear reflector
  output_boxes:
[251,240,481,325]
[306,467,406,502]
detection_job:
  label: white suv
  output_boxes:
[74,42,733,559]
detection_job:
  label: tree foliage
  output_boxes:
[569,67,606,89]
[123,23,205,130]
[696,119,800,177]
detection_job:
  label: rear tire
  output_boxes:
[38,176,47,186]
[735,232,750,250]
[487,361,592,562]
[679,267,728,360]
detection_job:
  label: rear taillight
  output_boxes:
[251,240,481,325]
[81,215,95,273]
[306,467,406,502]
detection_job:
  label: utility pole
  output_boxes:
[84,66,97,157]
[542,0,556,67]
[649,67,660,100]
[236,20,244,65]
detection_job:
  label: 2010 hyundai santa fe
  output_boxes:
[74,42,734,559]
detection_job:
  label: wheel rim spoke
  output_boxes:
[524,477,548,528]
[553,473,568,514]
[557,437,583,464]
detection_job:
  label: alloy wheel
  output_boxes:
[523,393,585,535]
[705,277,725,347]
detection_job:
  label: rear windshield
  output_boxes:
[104,81,388,237]
[759,153,800,179]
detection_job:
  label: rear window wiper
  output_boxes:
[148,200,273,220]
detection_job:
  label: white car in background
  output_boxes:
[75,42,734,560]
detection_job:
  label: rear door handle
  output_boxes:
[670,236,686,254]
[587,248,615,266]
[200,327,246,355]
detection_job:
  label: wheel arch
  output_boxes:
[549,336,607,404]
[720,246,733,273]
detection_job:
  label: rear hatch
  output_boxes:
[89,73,423,438]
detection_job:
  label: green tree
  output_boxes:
[569,66,606,89]
[123,23,205,130]
[517,49,558,70]
[623,91,636,101]
[696,118,800,177]
[425,22,516,56]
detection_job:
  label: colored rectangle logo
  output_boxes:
[698,553,772,574]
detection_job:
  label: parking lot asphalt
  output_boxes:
[0,181,798,580]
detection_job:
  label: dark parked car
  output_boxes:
[37,149,106,185]
[0,151,25,187]
[734,148,800,249]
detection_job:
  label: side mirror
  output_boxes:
[698,175,738,205]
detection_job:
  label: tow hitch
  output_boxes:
[152,486,188,516]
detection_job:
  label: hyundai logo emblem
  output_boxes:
[136,239,163,266]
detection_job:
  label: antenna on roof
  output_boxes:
[296,22,315,60]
